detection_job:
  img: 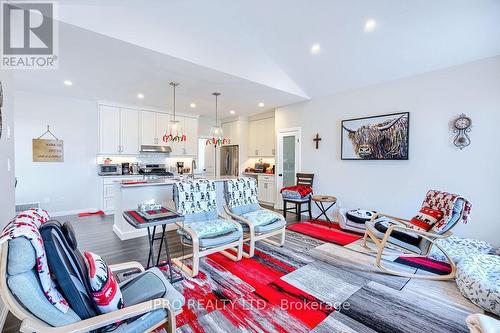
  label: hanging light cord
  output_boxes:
[215,94,218,126]
[170,82,178,122]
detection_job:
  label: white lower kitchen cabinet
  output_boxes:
[257,175,276,205]
[101,176,143,214]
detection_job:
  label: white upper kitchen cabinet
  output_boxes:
[99,105,139,154]
[248,120,258,155]
[183,116,199,155]
[99,105,121,154]
[264,117,276,156]
[140,111,171,146]
[248,116,275,157]
[155,112,170,145]
[140,111,157,145]
[222,121,238,145]
[120,108,139,154]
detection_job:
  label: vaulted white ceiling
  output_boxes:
[13,0,500,116]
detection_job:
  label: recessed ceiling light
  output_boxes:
[137,93,144,99]
[310,43,321,55]
[190,103,197,108]
[229,110,236,115]
[63,80,72,86]
[258,102,265,108]
[364,19,377,32]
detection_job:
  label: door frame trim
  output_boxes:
[275,127,302,209]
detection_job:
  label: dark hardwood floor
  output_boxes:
[3,206,301,332]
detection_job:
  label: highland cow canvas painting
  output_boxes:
[341,112,409,160]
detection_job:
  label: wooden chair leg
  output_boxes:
[308,200,312,219]
[295,203,299,220]
[283,200,287,218]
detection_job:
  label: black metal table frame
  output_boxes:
[313,200,336,222]
[123,212,184,284]
[146,224,183,283]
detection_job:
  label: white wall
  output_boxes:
[0,71,16,228]
[276,56,500,246]
[14,91,100,215]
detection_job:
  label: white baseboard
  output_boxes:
[50,208,100,218]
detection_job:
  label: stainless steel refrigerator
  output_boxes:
[220,145,239,177]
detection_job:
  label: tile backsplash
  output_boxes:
[96,155,197,168]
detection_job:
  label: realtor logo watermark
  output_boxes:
[1,1,58,69]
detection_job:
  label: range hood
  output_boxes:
[140,145,172,153]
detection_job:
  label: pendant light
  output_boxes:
[164,82,186,143]
[208,92,224,145]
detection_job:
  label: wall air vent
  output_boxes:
[15,202,41,213]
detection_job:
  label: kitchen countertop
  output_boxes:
[242,172,276,177]
[99,174,144,178]
[119,175,239,188]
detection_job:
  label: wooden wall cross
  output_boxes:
[313,133,322,149]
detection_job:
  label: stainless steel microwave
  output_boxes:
[97,164,122,176]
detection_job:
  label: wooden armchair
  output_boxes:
[172,179,243,277]
[362,190,471,280]
[224,178,286,258]
[0,242,181,333]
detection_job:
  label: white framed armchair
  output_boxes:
[0,241,183,333]
[224,178,286,258]
[172,179,243,278]
[362,190,471,281]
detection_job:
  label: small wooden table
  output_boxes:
[312,195,337,222]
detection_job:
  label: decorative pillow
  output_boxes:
[83,251,124,314]
[346,209,376,224]
[242,209,281,227]
[410,207,443,232]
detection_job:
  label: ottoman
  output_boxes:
[429,235,494,264]
[456,253,500,316]
[335,208,376,234]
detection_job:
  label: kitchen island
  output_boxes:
[113,176,238,240]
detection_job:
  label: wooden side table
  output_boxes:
[312,195,337,222]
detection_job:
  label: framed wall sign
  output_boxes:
[32,139,64,162]
[341,112,409,160]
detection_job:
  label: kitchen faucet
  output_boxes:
[190,159,197,178]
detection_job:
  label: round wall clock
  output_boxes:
[453,113,471,150]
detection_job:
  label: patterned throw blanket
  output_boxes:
[280,185,313,199]
[0,209,69,313]
[422,190,472,233]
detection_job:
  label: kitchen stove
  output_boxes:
[139,163,175,179]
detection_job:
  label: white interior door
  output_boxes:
[276,128,301,209]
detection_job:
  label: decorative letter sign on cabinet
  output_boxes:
[99,105,139,154]
[98,103,199,156]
